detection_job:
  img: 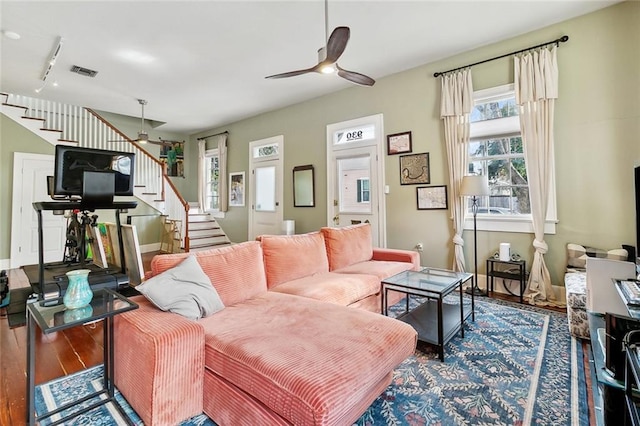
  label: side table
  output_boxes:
[26,288,138,425]
[486,258,527,304]
[381,267,474,361]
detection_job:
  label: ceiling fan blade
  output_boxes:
[324,26,350,63]
[336,64,375,86]
[265,65,320,79]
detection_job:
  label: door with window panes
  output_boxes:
[327,114,386,247]
[248,136,283,240]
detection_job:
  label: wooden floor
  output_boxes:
[0,259,583,426]
[0,252,156,426]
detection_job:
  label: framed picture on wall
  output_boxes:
[417,185,448,210]
[399,152,430,185]
[229,171,245,207]
[387,131,412,155]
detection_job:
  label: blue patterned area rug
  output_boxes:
[34,297,588,425]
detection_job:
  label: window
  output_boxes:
[204,149,220,212]
[357,178,370,203]
[466,84,556,234]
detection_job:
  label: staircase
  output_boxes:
[187,206,232,252]
[1,92,231,252]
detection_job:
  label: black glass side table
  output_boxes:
[26,288,138,425]
[486,258,527,304]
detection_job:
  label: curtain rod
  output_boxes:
[433,35,569,78]
[196,130,228,141]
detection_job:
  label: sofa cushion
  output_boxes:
[268,271,379,306]
[260,232,329,289]
[321,224,373,271]
[199,291,417,426]
[150,241,267,306]
[333,260,415,281]
[136,255,224,320]
[564,271,587,309]
[567,243,628,270]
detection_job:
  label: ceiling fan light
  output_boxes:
[320,64,336,74]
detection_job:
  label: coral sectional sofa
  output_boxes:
[261,225,420,311]
[114,224,419,425]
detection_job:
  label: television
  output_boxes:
[605,312,640,380]
[636,166,639,260]
[53,146,135,202]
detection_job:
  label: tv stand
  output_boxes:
[32,200,137,300]
[588,279,640,425]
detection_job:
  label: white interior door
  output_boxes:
[10,153,66,268]
[248,136,283,240]
[327,114,386,247]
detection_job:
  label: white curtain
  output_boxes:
[217,134,228,213]
[197,140,206,213]
[440,69,474,272]
[514,46,559,305]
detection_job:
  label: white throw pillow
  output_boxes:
[136,255,224,320]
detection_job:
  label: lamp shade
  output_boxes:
[460,175,490,196]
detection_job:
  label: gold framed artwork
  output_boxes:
[399,152,430,185]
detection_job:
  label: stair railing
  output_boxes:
[7,94,85,142]
[87,109,190,251]
[4,94,189,250]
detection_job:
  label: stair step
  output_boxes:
[2,103,27,111]
[188,213,212,222]
[189,222,220,232]
[40,128,63,133]
[188,241,232,252]
[187,235,230,246]
[57,139,79,144]
[21,115,43,121]
[189,221,220,231]
[190,231,226,239]
[190,233,228,240]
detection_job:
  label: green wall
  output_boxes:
[190,1,640,288]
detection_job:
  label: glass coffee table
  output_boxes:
[382,267,474,361]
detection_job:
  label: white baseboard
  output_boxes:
[0,259,10,270]
[464,274,567,304]
[140,243,161,254]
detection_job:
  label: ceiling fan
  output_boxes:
[109,99,178,146]
[265,0,375,86]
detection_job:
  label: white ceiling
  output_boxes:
[0,0,620,135]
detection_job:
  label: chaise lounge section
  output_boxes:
[115,225,419,425]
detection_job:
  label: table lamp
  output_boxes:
[460,175,490,296]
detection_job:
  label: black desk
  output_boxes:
[32,201,137,301]
[26,288,138,425]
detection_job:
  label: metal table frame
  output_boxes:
[382,268,474,361]
[26,288,138,425]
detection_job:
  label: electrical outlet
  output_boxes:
[415,243,423,252]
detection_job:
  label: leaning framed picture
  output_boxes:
[387,131,412,155]
[229,171,245,207]
[417,185,448,210]
[399,152,430,185]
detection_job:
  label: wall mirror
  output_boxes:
[293,165,315,207]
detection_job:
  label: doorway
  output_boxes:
[248,136,283,240]
[326,114,386,247]
[10,153,66,268]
